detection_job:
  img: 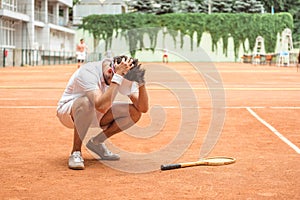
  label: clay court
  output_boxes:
[0,62,299,199]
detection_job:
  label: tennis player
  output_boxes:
[57,56,148,170]
[162,48,168,63]
[76,38,88,68]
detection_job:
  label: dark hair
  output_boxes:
[113,55,139,68]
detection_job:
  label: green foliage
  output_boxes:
[260,0,300,41]
[73,0,81,6]
[79,13,293,58]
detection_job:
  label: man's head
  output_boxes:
[102,58,114,85]
[113,55,139,67]
[102,55,138,85]
[80,38,84,43]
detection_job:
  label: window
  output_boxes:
[2,0,17,12]
[0,18,15,47]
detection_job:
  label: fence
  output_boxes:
[0,48,102,67]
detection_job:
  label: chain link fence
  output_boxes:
[0,48,102,67]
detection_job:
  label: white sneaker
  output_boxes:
[86,138,120,160]
[68,151,84,170]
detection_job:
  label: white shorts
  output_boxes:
[76,52,86,60]
[56,100,74,129]
[56,99,104,129]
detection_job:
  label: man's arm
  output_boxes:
[94,82,120,114]
[94,57,133,114]
[129,85,149,113]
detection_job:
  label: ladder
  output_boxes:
[252,36,266,65]
[277,28,294,66]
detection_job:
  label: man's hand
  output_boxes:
[113,57,133,76]
[124,59,146,86]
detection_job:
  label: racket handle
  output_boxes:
[161,163,181,171]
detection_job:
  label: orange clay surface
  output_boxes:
[0,62,300,199]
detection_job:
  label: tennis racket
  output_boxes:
[161,156,236,171]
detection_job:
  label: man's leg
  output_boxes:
[86,103,141,160]
[68,96,95,169]
[93,103,141,144]
[71,96,94,153]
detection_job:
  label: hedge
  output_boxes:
[79,13,294,58]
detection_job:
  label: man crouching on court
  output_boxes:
[56,55,149,170]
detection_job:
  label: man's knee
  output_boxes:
[72,96,93,116]
[129,104,142,123]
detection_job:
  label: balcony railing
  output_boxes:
[0,48,102,67]
[48,13,71,27]
[1,3,71,27]
[0,2,27,14]
[34,10,44,22]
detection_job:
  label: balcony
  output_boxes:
[0,2,27,14]
[0,2,29,21]
[35,10,45,22]
[48,0,72,7]
[48,13,71,27]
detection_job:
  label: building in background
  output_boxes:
[72,0,128,60]
[72,0,127,26]
[0,0,75,67]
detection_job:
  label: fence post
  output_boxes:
[13,49,15,66]
[3,48,5,67]
[54,51,56,64]
[25,49,28,65]
[68,51,70,64]
[29,50,31,66]
[36,50,38,66]
[21,49,24,66]
[48,50,50,65]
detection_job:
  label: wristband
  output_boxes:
[111,73,123,85]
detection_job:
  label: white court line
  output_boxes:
[0,106,56,109]
[1,105,300,109]
[0,98,57,101]
[270,106,300,109]
[203,73,219,84]
[246,107,300,154]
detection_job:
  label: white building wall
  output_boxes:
[0,0,76,66]
[0,0,75,51]
[73,0,126,25]
[26,0,35,49]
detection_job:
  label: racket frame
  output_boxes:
[161,156,236,171]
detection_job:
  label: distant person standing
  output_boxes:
[76,38,88,68]
[162,48,168,63]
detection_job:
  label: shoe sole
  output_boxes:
[68,165,85,170]
[86,141,120,161]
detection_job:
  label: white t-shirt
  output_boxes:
[57,60,138,113]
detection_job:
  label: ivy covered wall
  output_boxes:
[79,13,293,59]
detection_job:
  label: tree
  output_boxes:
[260,0,300,41]
[211,0,234,13]
[198,0,263,14]
[260,0,285,13]
[126,0,201,14]
[233,0,264,13]
[127,0,156,14]
[125,0,300,41]
[173,0,200,13]
[73,0,81,6]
